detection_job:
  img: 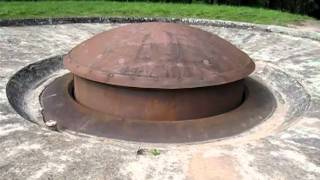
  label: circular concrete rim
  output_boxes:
[5,54,310,145]
[40,72,276,143]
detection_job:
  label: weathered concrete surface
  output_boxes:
[288,20,320,33]
[1,20,320,180]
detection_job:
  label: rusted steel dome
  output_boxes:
[63,22,255,121]
[64,22,254,89]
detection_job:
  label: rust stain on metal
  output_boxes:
[74,75,244,121]
[64,22,255,89]
[60,22,256,122]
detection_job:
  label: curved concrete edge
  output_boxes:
[5,56,310,146]
[1,17,319,41]
[6,55,65,124]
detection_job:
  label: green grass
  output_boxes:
[0,1,312,25]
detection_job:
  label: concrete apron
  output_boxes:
[0,18,320,180]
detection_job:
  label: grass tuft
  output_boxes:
[150,149,161,156]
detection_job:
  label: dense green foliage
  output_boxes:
[0,1,311,25]
[205,0,320,18]
[0,0,319,18]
